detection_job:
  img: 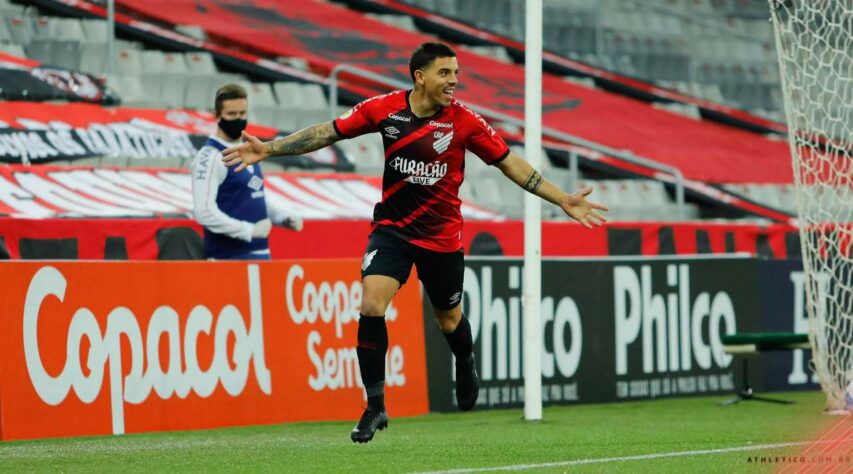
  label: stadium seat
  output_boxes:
[0,15,12,42]
[274,82,307,108]
[272,107,300,132]
[463,150,491,179]
[140,50,170,74]
[0,2,24,19]
[5,16,34,45]
[247,83,280,126]
[161,51,189,75]
[247,82,277,106]
[106,74,148,107]
[54,40,81,70]
[139,72,194,107]
[35,17,85,42]
[20,4,40,17]
[469,176,503,212]
[25,38,78,71]
[139,72,165,99]
[0,42,24,56]
[300,84,329,109]
[338,134,385,175]
[183,78,215,111]
[185,51,217,75]
[458,177,477,205]
[80,19,107,42]
[166,75,191,109]
[23,38,52,63]
[251,106,280,128]
[115,47,143,76]
[79,42,107,75]
[272,82,332,129]
[546,168,578,194]
[493,173,525,217]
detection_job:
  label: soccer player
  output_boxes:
[222,43,608,442]
[190,83,302,260]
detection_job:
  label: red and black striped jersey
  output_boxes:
[333,90,509,252]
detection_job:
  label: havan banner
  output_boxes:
[0,259,427,440]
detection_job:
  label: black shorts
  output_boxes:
[361,229,464,311]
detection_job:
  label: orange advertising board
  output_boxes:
[0,260,428,440]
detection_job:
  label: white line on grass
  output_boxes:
[411,441,819,473]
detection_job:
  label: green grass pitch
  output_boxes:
[0,391,840,473]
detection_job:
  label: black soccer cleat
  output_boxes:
[456,354,479,411]
[350,408,388,443]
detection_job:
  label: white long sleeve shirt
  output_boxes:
[190,135,293,251]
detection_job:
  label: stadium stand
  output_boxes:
[0,0,803,223]
[397,0,784,122]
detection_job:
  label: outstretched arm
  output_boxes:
[222,122,341,172]
[494,152,608,228]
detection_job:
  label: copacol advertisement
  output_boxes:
[424,256,812,412]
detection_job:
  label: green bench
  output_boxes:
[721,332,810,406]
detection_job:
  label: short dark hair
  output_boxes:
[409,42,456,81]
[214,83,247,116]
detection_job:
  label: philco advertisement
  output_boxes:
[0,260,428,440]
[425,256,816,412]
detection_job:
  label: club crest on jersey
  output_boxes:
[433,131,453,154]
[389,156,448,186]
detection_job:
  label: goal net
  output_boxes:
[768,0,853,411]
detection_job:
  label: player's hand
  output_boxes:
[222,131,268,172]
[559,186,608,229]
[252,218,272,239]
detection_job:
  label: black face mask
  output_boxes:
[218,117,247,140]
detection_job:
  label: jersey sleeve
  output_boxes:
[461,108,510,165]
[333,96,382,138]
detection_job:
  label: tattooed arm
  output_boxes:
[494,152,609,228]
[265,122,341,156]
[222,122,341,172]
[494,152,564,205]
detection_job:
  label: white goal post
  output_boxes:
[768,0,853,412]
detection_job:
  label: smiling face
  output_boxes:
[415,55,459,108]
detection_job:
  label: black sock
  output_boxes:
[443,315,473,367]
[357,314,387,411]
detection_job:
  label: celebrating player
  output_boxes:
[222,42,608,443]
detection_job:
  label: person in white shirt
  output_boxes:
[190,83,301,260]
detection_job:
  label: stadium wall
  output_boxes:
[425,256,818,411]
[0,218,801,260]
[0,256,816,440]
[0,260,428,441]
